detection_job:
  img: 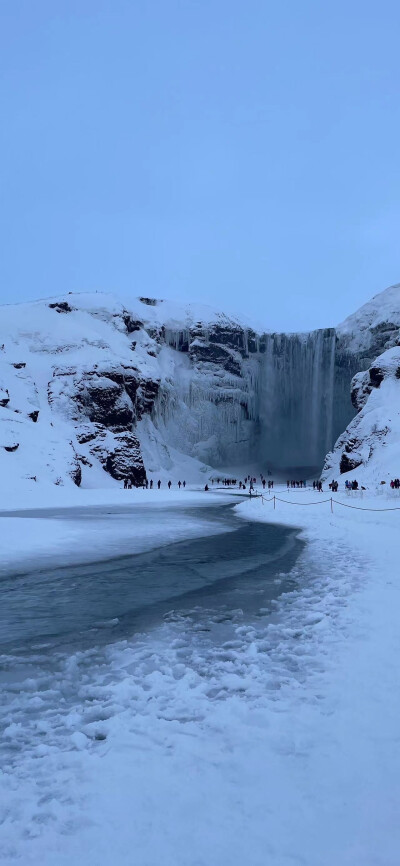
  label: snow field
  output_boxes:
[1,488,400,863]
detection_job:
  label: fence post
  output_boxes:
[331,497,333,513]
[274,495,276,510]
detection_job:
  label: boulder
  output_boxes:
[48,301,73,313]
[0,388,10,407]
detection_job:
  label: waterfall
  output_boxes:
[152,322,351,473]
[258,328,337,470]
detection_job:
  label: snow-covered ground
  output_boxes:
[1,486,400,865]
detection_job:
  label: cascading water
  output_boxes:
[151,322,356,473]
[258,329,337,471]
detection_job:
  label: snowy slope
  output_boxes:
[337,282,400,357]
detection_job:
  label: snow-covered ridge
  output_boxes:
[1,284,400,491]
[337,282,400,356]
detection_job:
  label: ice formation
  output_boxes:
[0,283,400,489]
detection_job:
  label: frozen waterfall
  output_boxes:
[152,325,357,473]
[258,329,338,471]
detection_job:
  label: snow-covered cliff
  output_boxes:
[322,283,400,483]
[1,284,400,491]
[0,293,263,491]
[323,344,400,484]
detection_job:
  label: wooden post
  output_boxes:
[331,497,333,513]
[274,495,276,510]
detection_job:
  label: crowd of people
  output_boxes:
[390,478,400,489]
[121,472,377,496]
[210,474,274,492]
[123,478,187,490]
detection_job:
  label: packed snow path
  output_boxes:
[1,490,400,864]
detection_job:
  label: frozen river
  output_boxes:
[1,498,399,866]
[0,503,301,653]
[0,502,302,767]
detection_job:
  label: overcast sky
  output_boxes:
[1,0,399,330]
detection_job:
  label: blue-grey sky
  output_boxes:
[1,0,399,330]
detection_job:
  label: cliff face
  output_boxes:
[323,345,400,482]
[0,284,399,490]
[0,295,162,489]
[323,284,400,482]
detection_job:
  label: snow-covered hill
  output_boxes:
[336,282,400,358]
[0,293,261,493]
[1,284,400,492]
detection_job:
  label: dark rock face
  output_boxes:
[0,390,10,407]
[70,454,82,486]
[49,301,73,313]
[49,365,158,430]
[189,342,242,377]
[367,322,400,358]
[136,380,160,418]
[4,443,19,452]
[76,425,102,445]
[49,363,160,485]
[13,362,26,369]
[351,370,372,412]
[340,452,363,473]
[369,365,385,388]
[139,297,158,306]
[208,326,248,356]
[122,313,143,334]
[75,376,135,428]
[91,431,146,484]
[29,410,39,422]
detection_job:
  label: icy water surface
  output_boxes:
[0,504,302,767]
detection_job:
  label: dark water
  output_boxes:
[0,505,304,767]
[0,505,301,656]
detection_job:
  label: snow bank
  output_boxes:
[1,487,400,864]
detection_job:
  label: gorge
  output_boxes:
[1,284,400,488]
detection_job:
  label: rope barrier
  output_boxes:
[331,499,400,513]
[257,493,400,513]
[274,496,332,506]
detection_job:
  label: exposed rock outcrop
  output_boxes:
[0,389,10,407]
[49,301,73,313]
[323,345,400,481]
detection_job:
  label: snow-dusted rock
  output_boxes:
[323,345,400,483]
[0,282,399,492]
